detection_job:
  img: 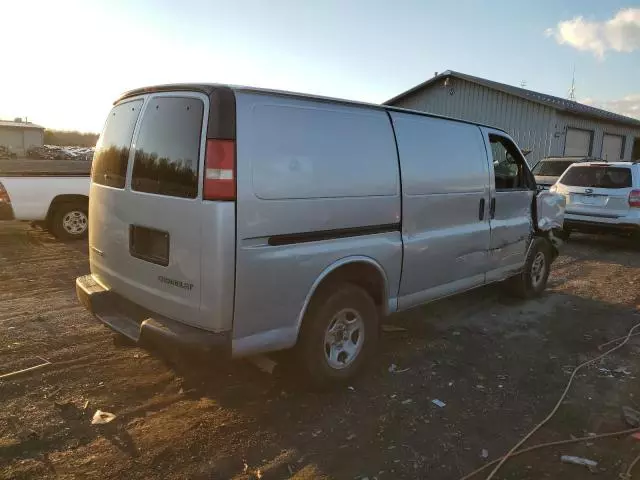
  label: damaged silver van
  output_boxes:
[76,84,564,386]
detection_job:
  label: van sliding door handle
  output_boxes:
[489,198,496,219]
[478,198,485,220]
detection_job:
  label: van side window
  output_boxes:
[489,134,531,191]
[131,97,204,199]
[92,99,143,189]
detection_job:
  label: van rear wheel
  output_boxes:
[296,283,379,388]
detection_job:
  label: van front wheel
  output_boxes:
[506,236,551,299]
[297,283,379,388]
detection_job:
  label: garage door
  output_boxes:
[0,128,23,151]
[564,128,592,156]
[601,134,623,161]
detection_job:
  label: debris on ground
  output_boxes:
[560,455,598,471]
[0,356,52,380]
[481,449,489,459]
[91,410,117,425]
[248,355,277,374]
[388,363,410,374]
[27,145,94,161]
[0,145,17,159]
[381,324,407,333]
[598,367,614,378]
[614,366,632,376]
[431,399,446,408]
[401,399,413,405]
[622,406,640,427]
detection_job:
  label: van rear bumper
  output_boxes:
[76,274,231,355]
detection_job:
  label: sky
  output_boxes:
[0,0,638,132]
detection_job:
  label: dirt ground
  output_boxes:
[2,222,640,479]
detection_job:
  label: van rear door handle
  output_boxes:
[489,198,496,219]
[479,198,485,220]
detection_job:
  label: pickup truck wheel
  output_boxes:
[50,203,88,240]
[296,283,378,389]
[505,236,551,299]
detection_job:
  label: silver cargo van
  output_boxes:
[77,84,561,386]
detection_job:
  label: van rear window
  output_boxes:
[92,100,143,188]
[560,166,631,189]
[131,97,203,199]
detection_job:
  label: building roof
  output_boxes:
[385,70,640,128]
[0,120,45,130]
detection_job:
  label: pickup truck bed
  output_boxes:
[0,160,90,239]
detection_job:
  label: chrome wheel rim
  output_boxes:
[531,251,546,288]
[324,308,364,370]
[62,211,88,235]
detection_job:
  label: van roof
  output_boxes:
[116,83,508,135]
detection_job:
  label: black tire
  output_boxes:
[49,203,88,240]
[505,236,552,299]
[296,283,379,388]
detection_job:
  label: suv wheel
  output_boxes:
[296,283,379,388]
[506,236,551,299]
[50,203,88,240]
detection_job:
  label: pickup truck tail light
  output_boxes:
[629,189,640,208]
[0,182,10,204]
[204,139,236,201]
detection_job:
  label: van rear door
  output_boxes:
[90,92,221,331]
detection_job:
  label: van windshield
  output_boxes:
[559,166,631,189]
[532,160,574,176]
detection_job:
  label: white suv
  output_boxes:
[552,162,640,237]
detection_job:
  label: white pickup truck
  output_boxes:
[0,173,90,239]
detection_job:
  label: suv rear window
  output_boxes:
[532,160,574,176]
[560,166,632,189]
[131,96,204,199]
[92,99,143,188]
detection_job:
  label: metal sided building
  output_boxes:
[0,120,45,157]
[386,70,640,166]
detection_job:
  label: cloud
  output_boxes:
[581,94,640,119]
[546,8,640,58]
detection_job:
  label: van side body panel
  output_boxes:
[389,112,492,310]
[480,127,534,281]
[231,92,402,356]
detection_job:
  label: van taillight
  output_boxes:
[204,139,235,200]
[629,190,640,208]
